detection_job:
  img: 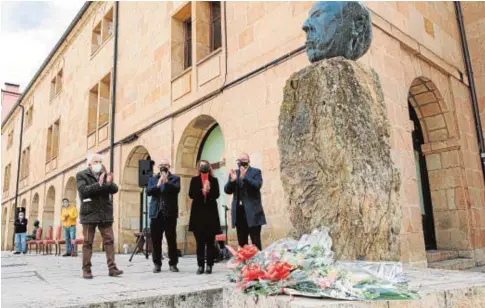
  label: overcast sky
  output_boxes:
[0,1,84,92]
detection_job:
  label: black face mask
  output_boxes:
[160,167,169,173]
[200,165,210,174]
[237,161,249,168]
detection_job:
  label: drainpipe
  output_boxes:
[13,104,25,247]
[455,2,485,181]
[109,1,120,173]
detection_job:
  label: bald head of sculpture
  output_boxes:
[302,1,372,63]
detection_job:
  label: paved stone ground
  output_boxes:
[2,251,485,308]
[1,251,230,308]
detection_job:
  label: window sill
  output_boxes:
[196,47,222,66]
[171,66,192,83]
[90,34,113,59]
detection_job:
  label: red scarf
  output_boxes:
[201,173,209,197]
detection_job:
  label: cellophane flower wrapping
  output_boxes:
[227,228,420,301]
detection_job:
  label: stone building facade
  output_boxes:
[2,1,485,267]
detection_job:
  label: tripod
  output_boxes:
[129,187,150,262]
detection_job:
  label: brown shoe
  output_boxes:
[109,268,124,277]
[83,269,93,279]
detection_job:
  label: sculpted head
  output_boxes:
[302,1,372,63]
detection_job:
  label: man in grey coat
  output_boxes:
[224,153,266,250]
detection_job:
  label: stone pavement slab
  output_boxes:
[2,252,485,308]
[1,252,229,308]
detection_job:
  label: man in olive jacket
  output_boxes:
[76,153,123,279]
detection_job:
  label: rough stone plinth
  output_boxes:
[224,268,485,308]
[278,57,401,261]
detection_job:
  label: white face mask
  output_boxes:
[19,215,24,220]
[92,163,103,174]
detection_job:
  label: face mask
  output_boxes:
[92,163,102,174]
[19,215,24,220]
[160,167,168,173]
[238,161,249,168]
[200,165,209,174]
[63,202,69,207]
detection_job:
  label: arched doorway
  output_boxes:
[43,186,56,230]
[176,115,227,253]
[7,203,16,250]
[409,104,436,250]
[120,146,152,250]
[198,124,227,226]
[64,177,77,206]
[30,193,40,224]
[407,76,458,251]
[1,206,7,250]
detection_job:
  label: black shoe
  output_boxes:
[196,266,204,275]
[22,252,27,254]
[153,265,161,273]
[206,265,213,274]
[13,252,20,255]
[62,253,71,257]
[169,265,179,272]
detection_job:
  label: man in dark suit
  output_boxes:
[76,153,123,279]
[147,158,181,273]
[224,153,266,250]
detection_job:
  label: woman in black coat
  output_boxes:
[188,160,221,274]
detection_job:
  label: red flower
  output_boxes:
[261,261,294,281]
[241,264,266,282]
[226,244,259,262]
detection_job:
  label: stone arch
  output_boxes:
[175,115,226,253]
[63,177,77,206]
[21,198,27,210]
[5,203,16,250]
[119,145,152,250]
[1,206,8,250]
[407,77,464,252]
[30,193,40,224]
[43,186,56,230]
[176,115,220,174]
[408,77,455,143]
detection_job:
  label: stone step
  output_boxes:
[428,258,475,271]
[426,249,459,263]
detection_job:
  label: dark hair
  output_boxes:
[62,198,69,203]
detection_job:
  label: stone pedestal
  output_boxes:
[278,57,401,261]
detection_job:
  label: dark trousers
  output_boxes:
[194,231,217,267]
[151,214,178,266]
[236,206,262,250]
[82,223,116,271]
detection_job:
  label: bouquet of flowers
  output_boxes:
[226,228,419,301]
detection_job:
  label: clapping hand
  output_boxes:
[161,172,168,183]
[106,172,114,184]
[239,166,247,179]
[203,180,211,194]
[99,172,106,185]
[229,169,237,182]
